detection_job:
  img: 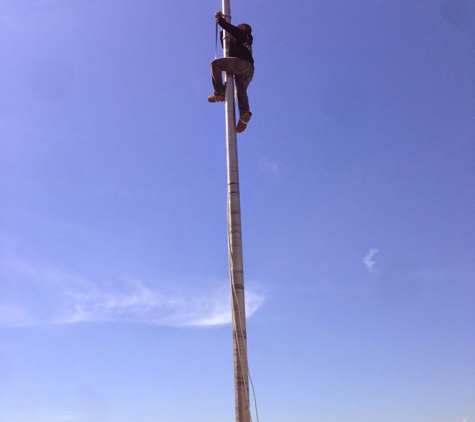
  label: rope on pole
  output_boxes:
[215,21,218,59]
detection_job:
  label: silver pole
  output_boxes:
[221,1,251,422]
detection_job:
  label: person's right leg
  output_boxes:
[233,60,254,133]
[234,65,254,116]
[210,58,227,97]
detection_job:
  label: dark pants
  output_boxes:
[210,57,254,116]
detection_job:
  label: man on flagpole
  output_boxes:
[208,11,255,133]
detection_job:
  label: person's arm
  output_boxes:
[216,14,245,40]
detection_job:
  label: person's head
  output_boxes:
[237,23,252,34]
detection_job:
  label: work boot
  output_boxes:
[236,112,252,133]
[208,93,225,103]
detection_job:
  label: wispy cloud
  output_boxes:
[48,413,80,422]
[259,157,280,177]
[0,258,265,328]
[0,410,89,422]
[56,278,264,327]
[363,248,379,273]
[0,303,35,326]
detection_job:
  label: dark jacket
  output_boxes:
[218,17,254,67]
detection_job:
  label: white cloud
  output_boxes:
[0,410,87,422]
[259,157,280,176]
[363,248,379,273]
[189,288,264,327]
[0,303,35,326]
[49,413,80,422]
[0,258,265,328]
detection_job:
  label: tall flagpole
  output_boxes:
[221,1,251,422]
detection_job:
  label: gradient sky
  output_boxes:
[1,0,474,421]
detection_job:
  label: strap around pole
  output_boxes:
[215,21,218,59]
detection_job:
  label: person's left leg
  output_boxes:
[209,58,247,102]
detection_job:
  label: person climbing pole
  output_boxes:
[208,11,254,133]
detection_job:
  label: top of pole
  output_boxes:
[222,0,232,58]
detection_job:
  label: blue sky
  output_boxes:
[1,0,474,421]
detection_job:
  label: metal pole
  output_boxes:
[221,1,251,422]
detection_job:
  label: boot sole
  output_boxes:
[236,112,252,133]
